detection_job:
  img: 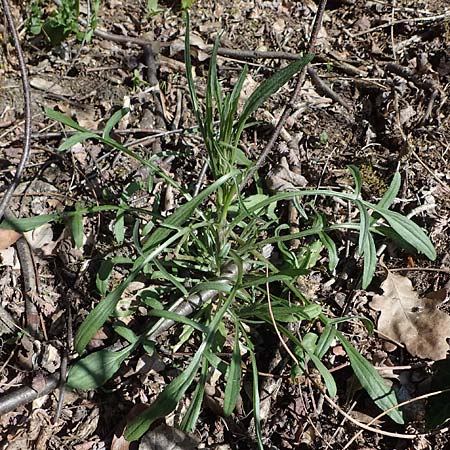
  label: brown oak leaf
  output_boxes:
[370,271,450,361]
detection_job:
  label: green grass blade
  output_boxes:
[67,344,135,389]
[337,332,404,424]
[315,324,336,360]
[44,106,87,132]
[58,131,98,151]
[71,211,84,248]
[348,165,362,197]
[125,341,204,440]
[309,353,337,398]
[148,309,208,334]
[310,213,337,271]
[0,213,59,232]
[236,54,314,137]
[102,107,130,139]
[184,13,204,132]
[371,207,436,260]
[205,34,221,144]
[225,65,247,144]
[356,199,370,257]
[180,356,209,431]
[318,230,338,271]
[46,106,188,196]
[240,327,263,450]
[377,172,401,211]
[95,260,114,296]
[362,232,377,289]
[223,326,242,417]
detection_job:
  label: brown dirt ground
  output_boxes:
[1,0,450,449]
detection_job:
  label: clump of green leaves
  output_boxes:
[4,13,437,448]
[27,0,99,45]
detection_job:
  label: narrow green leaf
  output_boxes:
[125,346,199,440]
[44,106,88,132]
[71,212,84,248]
[0,213,59,232]
[241,328,264,450]
[362,232,377,289]
[293,196,308,220]
[67,344,134,390]
[148,309,208,334]
[75,271,135,354]
[356,199,370,257]
[329,316,374,333]
[314,213,338,271]
[153,259,188,296]
[46,105,187,197]
[236,54,314,137]
[188,281,233,295]
[184,13,204,132]
[337,332,404,424]
[302,333,318,353]
[315,324,336,360]
[180,357,208,431]
[377,172,401,211]
[113,324,139,344]
[348,165,362,197]
[96,260,114,296]
[58,131,97,151]
[113,211,125,244]
[309,353,337,398]
[223,328,242,416]
[241,271,308,289]
[102,107,130,139]
[318,230,338,271]
[372,208,436,260]
[181,0,195,9]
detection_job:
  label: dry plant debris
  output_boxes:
[370,271,450,360]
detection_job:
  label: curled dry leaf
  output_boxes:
[265,157,308,193]
[370,271,450,361]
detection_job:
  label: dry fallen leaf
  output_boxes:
[139,423,199,450]
[265,157,308,193]
[0,228,21,249]
[370,271,450,361]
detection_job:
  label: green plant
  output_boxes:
[2,15,437,447]
[27,0,100,45]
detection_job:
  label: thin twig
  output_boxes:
[53,350,68,423]
[307,66,352,111]
[4,208,41,339]
[240,0,328,190]
[0,0,32,221]
[350,10,450,37]
[343,389,450,449]
[0,374,60,416]
[375,266,450,275]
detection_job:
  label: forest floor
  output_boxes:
[1,0,450,449]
